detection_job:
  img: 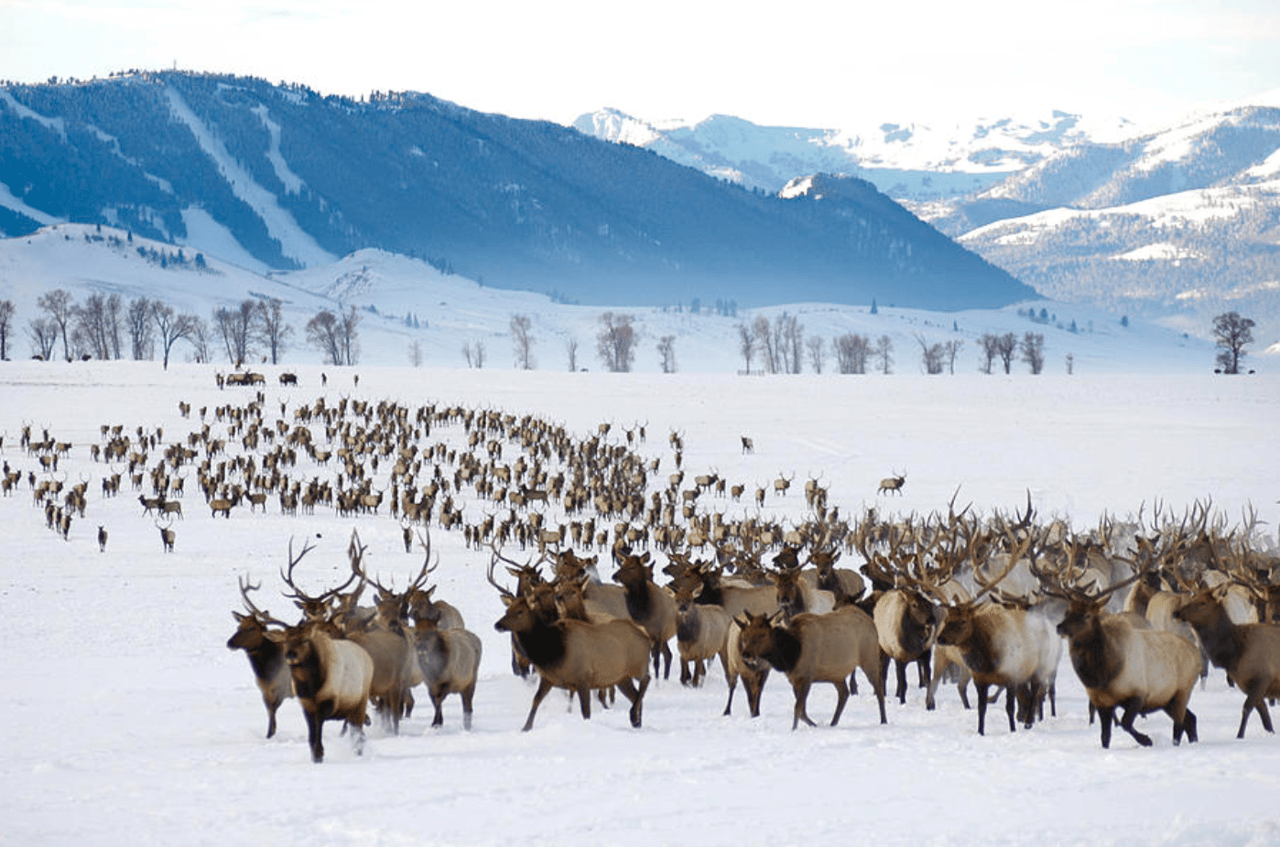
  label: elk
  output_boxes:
[281,534,414,734]
[740,436,754,454]
[930,533,1061,735]
[1055,591,1199,748]
[878,471,906,496]
[773,472,794,497]
[282,619,374,762]
[226,576,294,738]
[723,617,771,717]
[156,516,175,550]
[97,525,107,552]
[413,616,482,730]
[735,606,887,729]
[673,583,731,687]
[209,492,238,518]
[612,552,679,679]
[494,592,651,731]
[1176,586,1280,739]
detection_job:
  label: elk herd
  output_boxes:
[6,382,1280,763]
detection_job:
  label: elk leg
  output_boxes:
[829,679,850,727]
[431,692,445,728]
[1118,696,1152,747]
[1005,684,1018,733]
[895,659,909,704]
[348,719,365,757]
[1238,680,1273,738]
[792,679,816,730]
[746,669,768,718]
[522,676,555,732]
[578,687,593,720]
[723,675,738,716]
[461,682,475,730]
[977,684,990,735]
[265,697,280,738]
[1098,705,1114,749]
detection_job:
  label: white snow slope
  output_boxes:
[0,223,1247,374]
[1,359,1278,846]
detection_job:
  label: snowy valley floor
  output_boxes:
[2,361,1279,846]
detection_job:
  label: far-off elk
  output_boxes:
[878,471,906,496]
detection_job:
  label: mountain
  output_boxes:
[572,107,1136,202]
[577,100,1280,345]
[0,71,1031,312]
[946,101,1280,341]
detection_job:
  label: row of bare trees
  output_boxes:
[1,289,361,367]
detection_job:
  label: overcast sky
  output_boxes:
[3,0,1278,129]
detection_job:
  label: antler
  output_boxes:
[279,535,362,619]
[237,573,288,627]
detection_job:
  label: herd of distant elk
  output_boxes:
[5,373,1280,762]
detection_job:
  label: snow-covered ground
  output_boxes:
[2,359,1278,846]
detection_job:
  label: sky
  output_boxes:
[2,0,1279,130]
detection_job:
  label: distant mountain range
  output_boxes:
[572,108,1139,201]
[575,97,1280,343]
[0,71,1031,312]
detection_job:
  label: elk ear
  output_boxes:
[232,610,247,622]
[733,614,751,629]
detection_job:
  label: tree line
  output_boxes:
[0,289,362,368]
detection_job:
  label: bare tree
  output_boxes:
[73,292,123,360]
[995,332,1018,374]
[978,333,1000,374]
[1212,311,1255,374]
[257,298,293,364]
[874,335,894,375]
[151,302,198,370]
[596,312,637,372]
[752,315,777,373]
[915,333,945,374]
[213,299,259,364]
[656,334,677,373]
[510,313,535,369]
[187,315,211,364]
[105,293,123,359]
[736,321,756,373]
[833,332,870,374]
[338,304,361,366]
[126,296,155,360]
[408,339,423,367]
[943,339,964,374]
[1020,332,1046,374]
[37,288,75,361]
[305,309,343,365]
[806,336,826,374]
[0,299,15,360]
[462,339,486,368]
[28,316,58,359]
[773,312,804,374]
[566,336,580,371]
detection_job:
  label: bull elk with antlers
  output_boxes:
[226,575,294,738]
